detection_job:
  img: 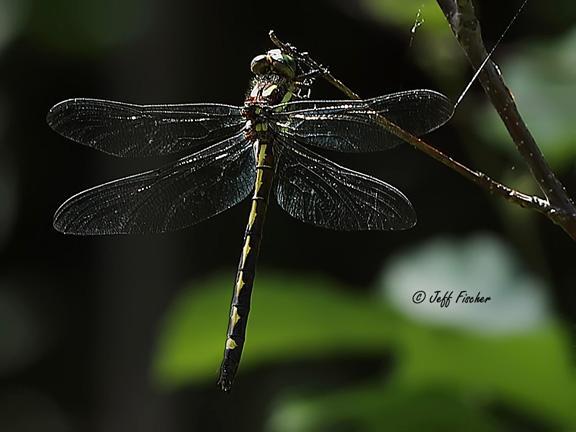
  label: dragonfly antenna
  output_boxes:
[455,0,528,109]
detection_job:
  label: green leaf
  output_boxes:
[393,320,576,427]
[379,235,575,426]
[154,245,576,428]
[153,272,399,389]
[264,314,576,430]
[268,385,503,432]
[357,0,464,84]
[381,234,549,333]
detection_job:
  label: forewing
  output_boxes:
[54,132,254,234]
[47,98,245,157]
[272,90,453,152]
[274,138,416,231]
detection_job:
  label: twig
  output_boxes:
[269,31,566,233]
[269,31,360,100]
[436,0,576,238]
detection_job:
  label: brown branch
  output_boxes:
[436,0,576,238]
[269,32,561,226]
[270,26,576,241]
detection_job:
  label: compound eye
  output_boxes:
[267,49,284,63]
[250,54,270,75]
[268,50,296,79]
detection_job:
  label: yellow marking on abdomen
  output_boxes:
[241,235,251,268]
[226,338,237,349]
[257,143,268,164]
[236,271,245,294]
[231,306,241,327]
[255,169,264,193]
[248,202,257,229]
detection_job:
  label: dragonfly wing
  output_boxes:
[47,98,245,157]
[54,132,255,234]
[274,137,416,231]
[272,90,453,152]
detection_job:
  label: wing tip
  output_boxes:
[380,207,417,231]
[47,98,92,135]
[401,211,418,230]
[53,196,109,235]
[53,203,84,235]
[393,190,417,230]
[46,98,106,130]
[46,99,69,129]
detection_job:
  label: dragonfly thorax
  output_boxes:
[242,105,274,142]
[245,72,295,107]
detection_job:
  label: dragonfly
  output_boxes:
[47,46,453,391]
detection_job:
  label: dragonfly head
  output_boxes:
[250,49,296,80]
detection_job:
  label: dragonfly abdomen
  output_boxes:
[218,138,275,391]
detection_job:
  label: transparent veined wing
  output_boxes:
[271,90,453,152]
[47,98,245,157]
[54,132,254,234]
[274,136,416,231]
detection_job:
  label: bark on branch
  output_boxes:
[436,0,576,239]
[270,17,576,240]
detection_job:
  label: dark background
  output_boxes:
[0,0,574,431]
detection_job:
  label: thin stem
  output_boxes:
[269,31,360,100]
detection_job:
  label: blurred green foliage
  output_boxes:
[155,235,575,431]
[476,28,576,172]
[364,0,576,176]
[154,273,398,388]
[0,286,45,374]
[361,0,447,33]
[382,235,549,333]
[0,0,29,53]
[27,0,153,53]
[358,0,464,82]
[268,386,503,432]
